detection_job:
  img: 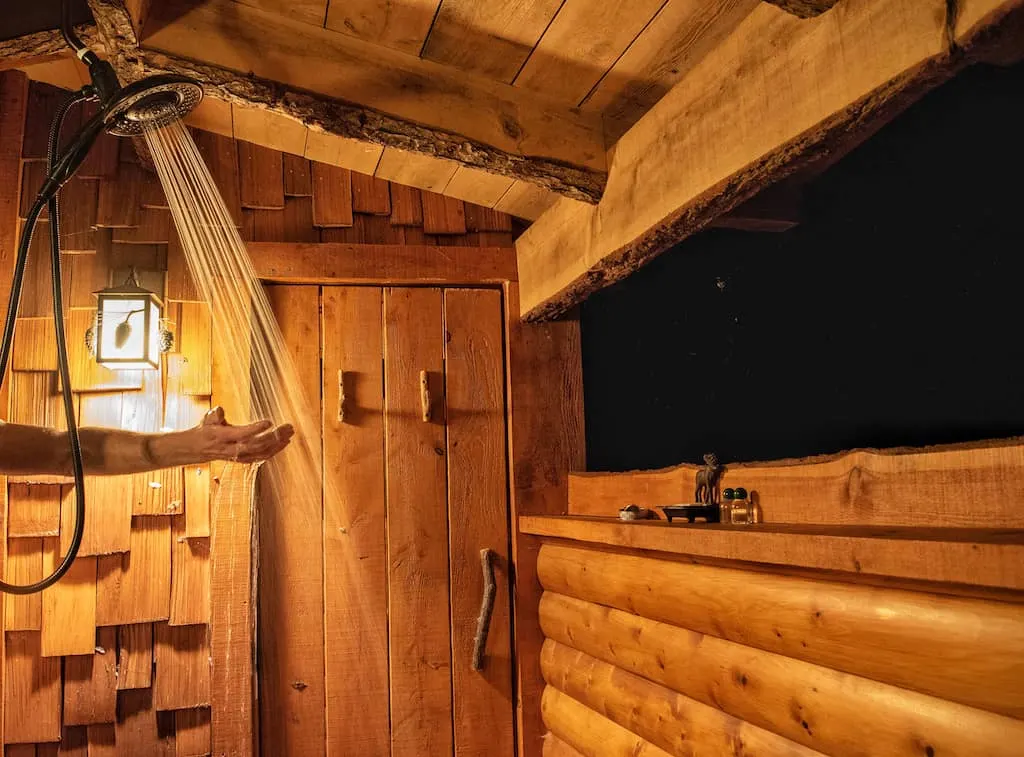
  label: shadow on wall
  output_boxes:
[581,61,1024,471]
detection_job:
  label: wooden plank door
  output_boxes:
[443,289,515,757]
[383,287,453,757]
[321,287,390,757]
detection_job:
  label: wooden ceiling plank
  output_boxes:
[304,130,382,174]
[443,165,515,209]
[515,0,997,321]
[583,0,758,142]
[232,105,307,157]
[233,0,329,28]
[325,0,442,56]
[514,0,668,106]
[375,148,458,195]
[420,0,564,82]
[128,0,605,201]
[183,96,233,139]
[493,180,558,221]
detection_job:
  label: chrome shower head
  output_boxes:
[103,74,203,136]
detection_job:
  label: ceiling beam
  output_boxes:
[514,0,1024,321]
[762,0,841,18]
[0,25,104,71]
[86,0,607,203]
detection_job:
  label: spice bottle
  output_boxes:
[732,487,749,524]
[720,488,735,524]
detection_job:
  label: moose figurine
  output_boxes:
[694,453,725,506]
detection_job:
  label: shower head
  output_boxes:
[103,74,203,136]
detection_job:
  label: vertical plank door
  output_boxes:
[261,285,326,756]
[443,288,515,757]
[383,287,453,757]
[321,286,390,757]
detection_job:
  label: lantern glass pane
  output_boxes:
[99,296,148,362]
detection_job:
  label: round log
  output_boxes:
[540,591,1024,757]
[541,639,823,757]
[543,733,587,757]
[537,543,1024,717]
[541,686,674,757]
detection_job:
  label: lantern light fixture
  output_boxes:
[86,268,173,370]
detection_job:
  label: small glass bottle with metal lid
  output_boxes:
[720,488,735,524]
[731,487,750,524]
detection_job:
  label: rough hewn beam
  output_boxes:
[87,0,606,203]
[762,0,841,18]
[0,25,104,71]
[515,0,1023,321]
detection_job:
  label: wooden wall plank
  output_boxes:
[95,163,142,228]
[77,104,120,179]
[11,317,57,372]
[174,708,211,757]
[543,734,587,757]
[281,197,319,242]
[95,517,171,625]
[77,474,133,557]
[63,626,117,727]
[40,515,97,657]
[22,83,64,161]
[177,302,212,396]
[58,179,98,253]
[325,0,442,55]
[191,130,243,228]
[183,96,233,139]
[56,725,89,756]
[541,686,674,757]
[153,623,210,710]
[86,724,116,756]
[115,689,173,756]
[166,228,201,302]
[388,184,423,226]
[19,161,49,220]
[133,467,184,517]
[110,208,171,245]
[8,484,60,538]
[283,154,312,197]
[443,289,515,757]
[311,163,354,227]
[320,286,388,757]
[465,203,513,233]
[4,539,43,631]
[421,191,466,235]
[421,0,562,81]
[182,465,210,539]
[116,623,153,691]
[239,141,285,210]
[260,286,325,756]
[320,215,403,245]
[169,516,210,626]
[3,631,61,743]
[350,172,391,215]
[383,287,452,757]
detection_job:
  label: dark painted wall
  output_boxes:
[581,61,1024,472]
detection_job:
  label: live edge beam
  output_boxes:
[515,0,1024,320]
[85,0,606,203]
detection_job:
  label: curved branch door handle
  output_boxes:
[472,548,496,671]
[420,369,431,422]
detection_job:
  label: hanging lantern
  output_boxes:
[88,269,171,370]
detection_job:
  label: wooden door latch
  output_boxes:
[337,369,347,422]
[420,370,431,422]
[472,548,496,671]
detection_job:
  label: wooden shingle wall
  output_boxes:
[1,78,516,755]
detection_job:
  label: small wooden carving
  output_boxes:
[694,453,724,506]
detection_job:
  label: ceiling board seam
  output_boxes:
[418,1,447,59]
[510,0,568,86]
[322,0,331,28]
[576,0,671,110]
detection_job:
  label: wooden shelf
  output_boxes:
[519,516,1024,591]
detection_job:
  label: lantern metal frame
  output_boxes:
[88,268,173,369]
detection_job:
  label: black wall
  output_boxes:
[581,61,1024,472]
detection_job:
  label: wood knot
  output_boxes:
[291,681,308,691]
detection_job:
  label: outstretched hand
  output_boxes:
[193,407,294,463]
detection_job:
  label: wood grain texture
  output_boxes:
[22,82,65,160]
[541,592,1024,757]
[249,241,517,284]
[111,208,171,245]
[421,0,562,81]
[421,191,467,235]
[503,282,585,757]
[169,516,210,626]
[523,516,1024,590]
[543,639,823,757]
[443,289,515,757]
[539,543,1024,717]
[493,180,557,221]
[383,287,452,757]
[166,227,201,301]
[350,172,391,214]
[12,317,57,371]
[58,179,99,253]
[8,484,60,538]
[191,129,243,228]
[320,286,389,757]
[541,686,673,757]
[568,439,1024,527]
[465,203,514,233]
[239,140,285,210]
[388,184,423,226]
[87,723,116,756]
[95,162,142,228]
[516,0,958,319]
[116,623,153,690]
[543,733,587,757]
[183,465,211,538]
[4,539,43,630]
[76,474,133,557]
[260,286,325,756]
[132,467,184,516]
[324,0,440,54]
[312,162,354,227]
[40,517,97,657]
[374,148,459,195]
[304,131,383,175]
[115,688,173,756]
[443,166,515,208]
[63,626,117,726]
[177,302,212,396]
[4,630,61,743]
[515,0,666,105]
[174,707,211,757]
[232,105,307,156]
[153,623,210,710]
[95,516,171,625]
[283,153,313,197]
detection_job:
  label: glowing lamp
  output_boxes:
[89,269,170,370]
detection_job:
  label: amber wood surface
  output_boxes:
[116,623,153,690]
[8,484,60,537]
[522,516,1024,590]
[169,515,211,626]
[350,172,391,215]
[261,285,326,756]
[139,0,606,201]
[0,75,30,383]
[542,639,822,757]
[503,283,585,757]
[515,0,966,319]
[4,539,43,630]
[283,154,312,197]
[384,287,452,757]
[325,0,440,55]
[541,591,1024,757]
[238,140,285,210]
[249,242,517,284]
[764,0,840,16]
[568,439,1024,527]
[63,626,117,726]
[542,686,674,757]
[4,631,61,743]
[389,184,423,226]
[543,734,587,757]
[115,688,174,755]
[191,130,243,228]
[539,543,1024,717]
[153,623,210,710]
[175,707,212,757]
[444,289,515,757]
[96,516,171,624]
[311,163,354,227]
[41,503,97,656]
[232,105,307,156]
[320,286,389,757]
[421,191,467,235]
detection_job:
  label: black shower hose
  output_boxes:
[0,90,91,594]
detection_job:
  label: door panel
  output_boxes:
[321,286,390,757]
[383,287,453,757]
[443,288,515,757]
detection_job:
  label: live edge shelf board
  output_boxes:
[518,516,1024,591]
